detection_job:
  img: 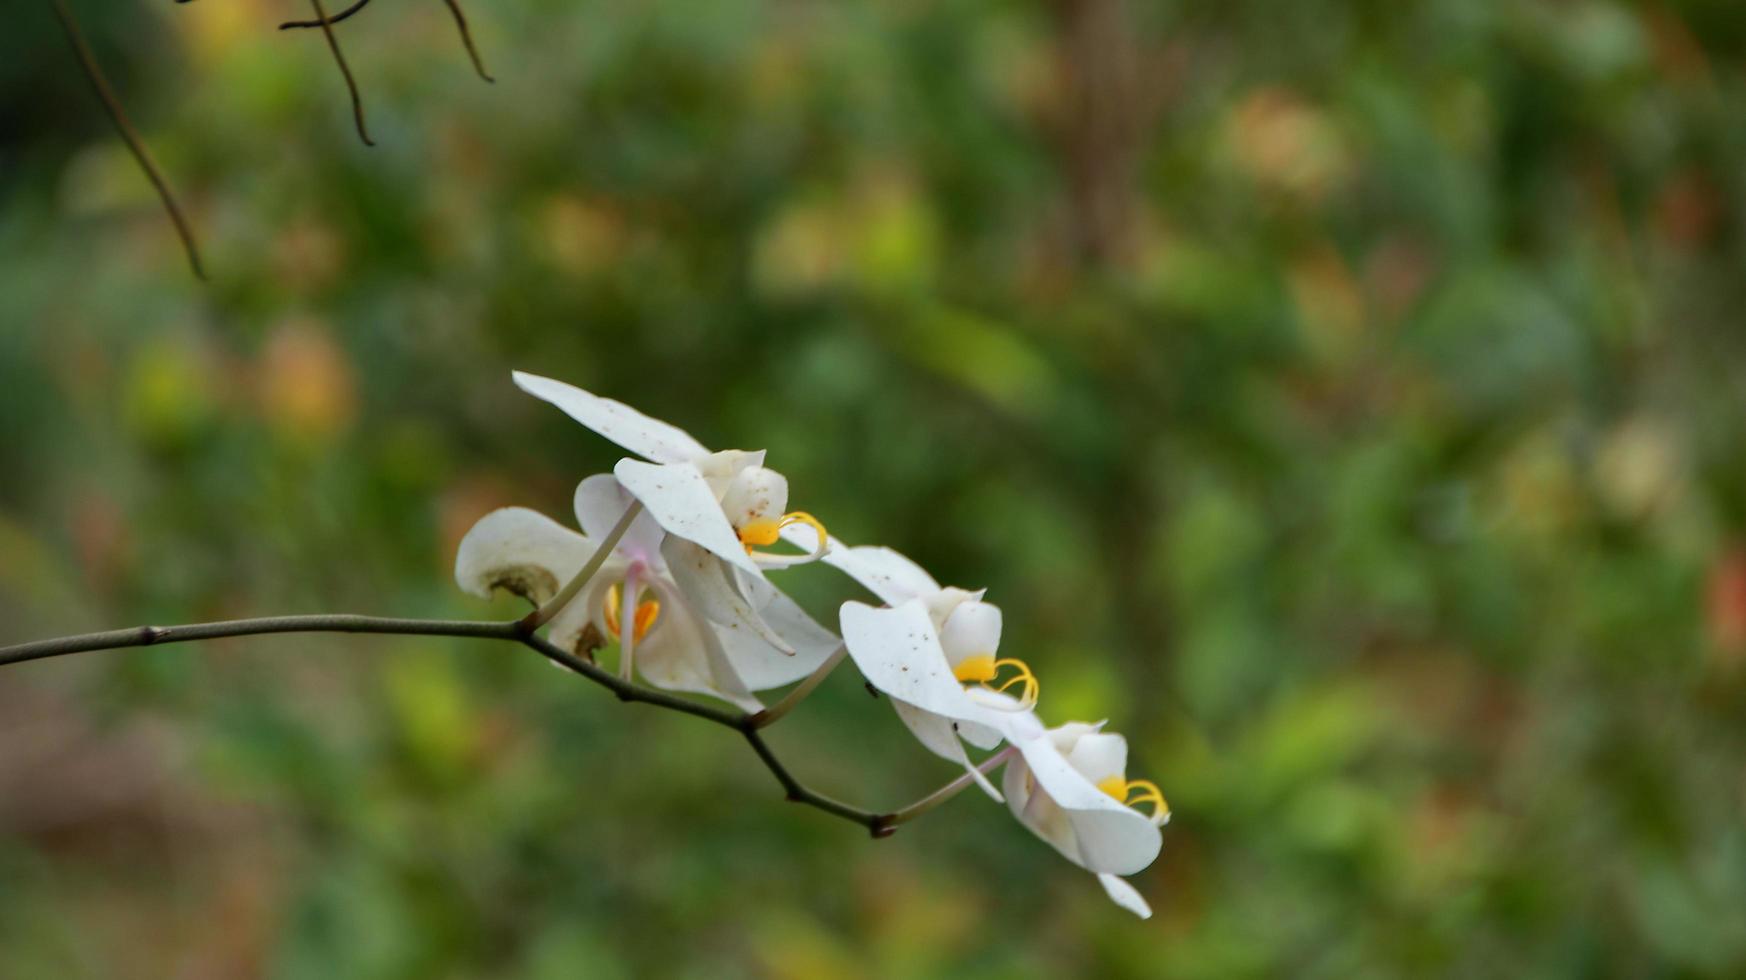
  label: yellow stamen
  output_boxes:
[951,655,1039,708]
[737,511,828,557]
[1097,776,1171,824]
[603,583,660,642]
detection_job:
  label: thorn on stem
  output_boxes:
[870,818,897,839]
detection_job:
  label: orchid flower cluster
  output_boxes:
[456,372,1170,917]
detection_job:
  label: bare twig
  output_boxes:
[440,0,495,82]
[305,0,374,146]
[278,0,373,30]
[0,613,897,835]
[50,0,207,280]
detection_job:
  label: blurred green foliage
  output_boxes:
[4,0,1746,975]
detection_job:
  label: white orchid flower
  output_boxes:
[510,372,832,657]
[455,474,840,711]
[1001,721,1169,919]
[807,533,1042,735]
[838,596,1040,801]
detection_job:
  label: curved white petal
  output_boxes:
[839,600,984,719]
[692,449,767,494]
[661,537,794,655]
[547,568,621,654]
[1066,732,1129,786]
[513,371,709,464]
[455,507,590,604]
[736,566,780,610]
[1097,873,1153,919]
[720,466,790,529]
[956,718,1007,751]
[1004,752,1078,858]
[939,599,1002,668]
[713,589,841,690]
[750,551,828,571]
[614,459,762,575]
[573,474,668,570]
[634,577,763,712]
[822,545,942,606]
[1014,733,1162,876]
[890,700,1003,801]
[921,587,983,626]
[1045,720,1109,751]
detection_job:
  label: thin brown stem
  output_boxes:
[0,613,895,835]
[305,0,374,146]
[50,0,206,280]
[278,0,373,30]
[440,0,495,82]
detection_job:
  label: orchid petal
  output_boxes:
[1065,732,1129,786]
[713,589,841,690]
[890,699,1003,801]
[939,599,1002,668]
[839,600,984,719]
[547,569,621,655]
[1097,873,1153,919]
[614,459,761,575]
[823,545,942,606]
[719,466,790,529]
[634,577,763,712]
[455,507,589,605]
[1004,752,1077,857]
[956,717,1007,751]
[573,474,667,571]
[513,371,709,464]
[661,537,795,655]
[691,449,766,494]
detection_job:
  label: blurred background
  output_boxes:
[3,0,1746,975]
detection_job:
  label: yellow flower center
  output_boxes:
[603,582,660,642]
[951,654,1040,708]
[1096,776,1170,825]
[737,511,828,556]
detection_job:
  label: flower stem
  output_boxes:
[884,746,1017,828]
[0,611,904,835]
[748,644,846,730]
[520,501,641,632]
